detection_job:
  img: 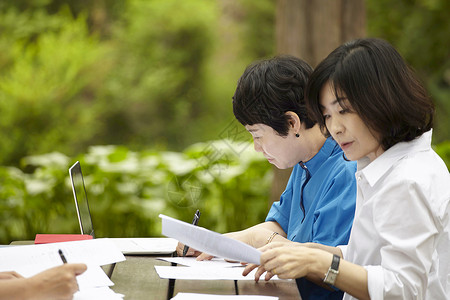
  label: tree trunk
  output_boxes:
[270,0,366,205]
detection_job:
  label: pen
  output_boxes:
[182,209,201,257]
[58,249,67,264]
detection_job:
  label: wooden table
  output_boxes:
[110,255,301,300]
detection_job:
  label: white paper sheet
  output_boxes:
[0,239,125,289]
[75,265,114,288]
[154,265,286,281]
[74,287,124,300]
[157,257,243,268]
[159,214,261,265]
[171,293,278,300]
[109,237,177,254]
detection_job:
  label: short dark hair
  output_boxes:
[232,55,315,136]
[306,38,434,150]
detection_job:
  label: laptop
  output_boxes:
[69,161,177,255]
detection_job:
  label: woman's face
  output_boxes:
[319,82,384,162]
[245,123,300,169]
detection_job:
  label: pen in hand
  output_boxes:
[182,209,201,257]
[58,249,67,264]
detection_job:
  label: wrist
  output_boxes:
[21,278,37,299]
[308,249,334,279]
[266,231,279,244]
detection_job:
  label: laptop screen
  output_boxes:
[69,161,95,237]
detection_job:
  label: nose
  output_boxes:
[328,117,344,136]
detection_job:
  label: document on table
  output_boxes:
[171,293,278,300]
[157,257,243,268]
[0,238,125,289]
[74,287,124,300]
[154,265,285,281]
[159,214,261,265]
[109,237,178,254]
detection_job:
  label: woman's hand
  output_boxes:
[26,263,87,300]
[242,263,276,282]
[242,242,332,282]
[175,242,203,257]
[0,264,87,300]
[260,242,330,280]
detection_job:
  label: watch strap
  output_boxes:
[323,254,340,285]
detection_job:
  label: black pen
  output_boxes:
[58,249,67,264]
[182,209,201,257]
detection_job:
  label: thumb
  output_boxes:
[67,263,88,276]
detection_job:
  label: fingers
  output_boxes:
[65,263,87,276]
[254,265,268,282]
[176,242,200,257]
[242,264,276,283]
[0,271,24,280]
[176,242,185,256]
[196,252,214,261]
[265,270,275,281]
[242,263,258,276]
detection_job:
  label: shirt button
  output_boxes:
[357,176,362,181]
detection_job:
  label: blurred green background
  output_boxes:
[0,0,449,244]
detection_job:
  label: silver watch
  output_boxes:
[323,254,340,285]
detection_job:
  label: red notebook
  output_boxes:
[34,234,93,244]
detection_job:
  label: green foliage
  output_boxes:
[0,0,221,166]
[367,0,450,143]
[368,0,449,76]
[97,0,219,149]
[434,141,450,170]
[239,0,276,59]
[0,140,272,244]
[0,8,107,165]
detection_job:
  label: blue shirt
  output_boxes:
[266,137,356,300]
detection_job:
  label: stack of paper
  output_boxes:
[0,238,125,299]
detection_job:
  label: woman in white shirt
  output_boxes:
[243,38,450,299]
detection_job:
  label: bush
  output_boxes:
[0,0,220,165]
[0,8,108,166]
[0,139,272,244]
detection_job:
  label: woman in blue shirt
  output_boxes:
[179,55,357,300]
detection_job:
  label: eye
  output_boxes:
[322,114,330,120]
[339,108,350,115]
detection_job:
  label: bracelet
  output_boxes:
[266,232,279,244]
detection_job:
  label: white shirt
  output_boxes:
[339,130,450,300]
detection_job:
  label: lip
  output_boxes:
[265,156,275,163]
[340,141,353,151]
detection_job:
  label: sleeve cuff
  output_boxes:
[364,265,384,300]
[265,205,288,232]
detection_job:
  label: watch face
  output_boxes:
[324,268,339,285]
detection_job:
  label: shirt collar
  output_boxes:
[300,137,340,175]
[357,130,433,187]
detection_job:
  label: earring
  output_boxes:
[295,133,300,138]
